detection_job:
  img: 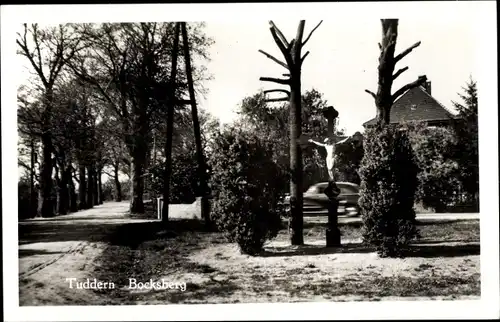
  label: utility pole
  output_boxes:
[162,22,181,224]
[181,22,211,225]
[162,22,211,226]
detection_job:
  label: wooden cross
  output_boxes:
[322,105,339,140]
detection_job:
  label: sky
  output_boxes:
[198,18,478,135]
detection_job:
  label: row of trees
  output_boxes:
[17,22,214,218]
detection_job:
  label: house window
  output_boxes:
[410,104,417,110]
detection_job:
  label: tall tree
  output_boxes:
[452,77,479,209]
[17,23,84,217]
[258,20,323,245]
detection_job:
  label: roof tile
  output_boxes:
[363,86,456,127]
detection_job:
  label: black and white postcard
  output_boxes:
[2,1,499,321]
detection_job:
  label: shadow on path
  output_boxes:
[18,249,66,258]
[260,242,480,258]
[404,243,480,258]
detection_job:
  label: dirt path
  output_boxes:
[18,202,160,305]
[19,202,154,275]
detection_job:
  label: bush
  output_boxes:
[150,151,201,204]
[358,125,420,257]
[406,123,462,212]
[208,128,286,255]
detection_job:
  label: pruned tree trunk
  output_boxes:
[259,20,321,245]
[365,19,427,126]
[288,74,304,245]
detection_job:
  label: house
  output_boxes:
[362,78,458,128]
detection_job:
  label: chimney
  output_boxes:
[420,77,432,95]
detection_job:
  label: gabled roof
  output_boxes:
[363,86,457,127]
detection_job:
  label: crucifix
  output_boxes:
[321,105,342,246]
[307,106,362,246]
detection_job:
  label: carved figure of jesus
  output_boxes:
[308,136,351,181]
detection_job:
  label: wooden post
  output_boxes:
[162,22,181,224]
[181,22,211,226]
[322,106,341,247]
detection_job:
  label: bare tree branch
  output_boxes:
[269,21,289,47]
[302,20,323,47]
[258,49,289,70]
[259,77,291,85]
[16,25,48,88]
[395,41,421,63]
[365,89,377,100]
[264,89,291,97]
[392,66,408,80]
[294,20,306,56]
[265,97,289,103]
[392,75,427,102]
[18,160,31,172]
[301,51,310,64]
[269,27,292,66]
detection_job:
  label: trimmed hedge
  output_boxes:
[358,125,420,257]
[208,128,286,255]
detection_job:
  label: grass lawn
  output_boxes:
[88,217,480,304]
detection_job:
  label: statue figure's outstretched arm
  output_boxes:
[335,136,351,146]
[308,139,325,147]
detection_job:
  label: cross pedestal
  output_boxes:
[322,106,342,247]
[324,181,341,247]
